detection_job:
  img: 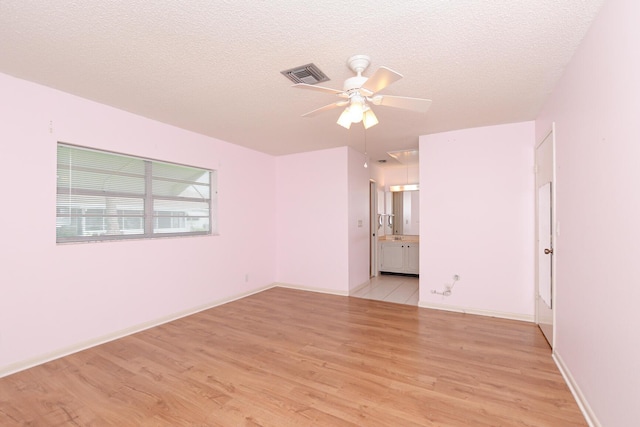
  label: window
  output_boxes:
[56,143,216,243]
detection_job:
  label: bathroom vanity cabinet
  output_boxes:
[379,240,419,275]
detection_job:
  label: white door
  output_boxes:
[538,183,552,309]
[535,128,555,346]
[370,180,378,277]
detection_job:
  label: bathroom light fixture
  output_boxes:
[389,184,419,192]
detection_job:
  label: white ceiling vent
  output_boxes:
[281,63,329,84]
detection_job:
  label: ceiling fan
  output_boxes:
[293,55,432,129]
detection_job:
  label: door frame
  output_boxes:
[535,124,556,347]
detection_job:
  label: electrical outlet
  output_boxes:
[453,274,459,281]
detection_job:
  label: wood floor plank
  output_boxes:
[0,287,586,426]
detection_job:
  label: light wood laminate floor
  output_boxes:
[351,273,419,305]
[0,287,586,426]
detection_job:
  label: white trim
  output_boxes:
[274,282,350,296]
[418,301,534,323]
[0,283,276,378]
[553,351,601,427]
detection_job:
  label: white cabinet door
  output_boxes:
[405,244,419,274]
[380,241,419,274]
[380,242,404,273]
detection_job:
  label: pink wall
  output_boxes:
[419,122,535,319]
[348,147,370,290]
[275,147,350,293]
[536,0,640,424]
[0,73,277,373]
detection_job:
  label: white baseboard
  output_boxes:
[418,301,535,323]
[553,351,601,427]
[0,283,277,379]
[273,282,349,296]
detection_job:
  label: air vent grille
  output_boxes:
[281,63,329,84]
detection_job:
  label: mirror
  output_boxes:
[384,190,419,235]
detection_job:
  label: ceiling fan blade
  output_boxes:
[373,95,432,113]
[301,101,349,117]
[292,83,346,96]
[361,66,403,94]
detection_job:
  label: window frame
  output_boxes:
[56,143,216,243]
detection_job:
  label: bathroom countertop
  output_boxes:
[378,235,419,243]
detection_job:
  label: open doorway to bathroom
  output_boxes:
[351,274,419,305]
[359,179,419,306]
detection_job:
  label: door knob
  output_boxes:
[544,248,553,255]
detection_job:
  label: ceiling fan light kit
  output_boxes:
[337,108,353,129]
[293,54,432,129]
[348,94,365,122]
[336,106,378,130]
[362,107,379,129]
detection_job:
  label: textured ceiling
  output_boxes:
[0,1,604,165]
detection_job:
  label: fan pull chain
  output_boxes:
[364,128,368,168]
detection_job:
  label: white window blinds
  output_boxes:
[56,144,214,242]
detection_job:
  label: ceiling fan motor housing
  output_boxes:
[343,75,368,92]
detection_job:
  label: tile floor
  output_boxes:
[351,273,419,306]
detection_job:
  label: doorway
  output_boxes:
[360,179,419,306]
[535,126,555,346]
